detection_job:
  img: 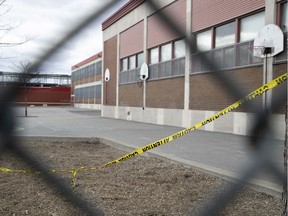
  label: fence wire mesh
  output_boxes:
[0,0,287,215]
[146,1,287,215]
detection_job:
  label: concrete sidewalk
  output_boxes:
[15,106,284,197]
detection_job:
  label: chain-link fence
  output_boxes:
[0,1,287,215]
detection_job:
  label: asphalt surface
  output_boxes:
[14,106,285,197]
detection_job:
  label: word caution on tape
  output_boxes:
[0,72,287,191]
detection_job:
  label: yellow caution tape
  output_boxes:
[0,72,287,191]
[0,167,12,173]
[100,72,287,167]
[0,167,37,174]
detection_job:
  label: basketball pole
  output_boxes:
[142,78,146,110]
[263,0,276,112]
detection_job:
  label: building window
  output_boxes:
[223,46,235,68]
[196,30,212,51]
[121,58,128,71]
[137,53,144,68]
[150,47,159,64]
[121,53,144,71]
[89,64,95,77]
[174,39,185,58]
[161,43,172,62]
[96,61,102,75]
[191,12,272,73]
[282,2,288,32]
[148,40,185,80]
[215,22,235,48]
[95,85,102,98]
[119,53,144,85]
[129,55,136,69]
[240,11,265,42]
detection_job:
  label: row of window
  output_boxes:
[150,39,185,64]
[196,3,287,52]
[119,57,185,85]
[119,68,140,84]
[120,3,287,69]
[121,53,144,71]
[118,3,287,83]
[74,85,102,99]
[149,57,185,80]
[193,40,261,72]
[119,33,287,82]
[193,33,287,72]
[71,61,102,81]
[119,35,287,83]
[196,11,265,52]
[120,39,186,73]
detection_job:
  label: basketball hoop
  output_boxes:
[246,46,266,58]
[253,24,284,58]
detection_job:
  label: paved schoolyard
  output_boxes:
[15,106,284,197]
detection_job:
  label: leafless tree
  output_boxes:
[0,0,31,48]
[13,61,40,117]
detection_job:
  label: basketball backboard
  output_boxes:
[253,24,284,58]
[140,63,149,81]
[104,68,110,82]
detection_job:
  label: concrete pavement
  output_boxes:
[14,106,285,197]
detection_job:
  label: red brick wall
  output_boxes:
[146,77,184,109]
[190,66,264,112]
[119,83,143,107]
[189,63,287,114]
[16,86,71,105]
[103,36,118,106]
[120,78,186,109]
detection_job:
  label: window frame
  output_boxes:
[191,11,272,73]
[239,11,265,42]
[149,47,159,64]
[121,58,128,72]
[215,21,236,48]
[281,2,288,32]
[194,10,267,51]
[160,43,172,62]
[128,55,136,70]
[173,39,186,58]
[196,30,212,52]
[136,52,144,68]
[149,39,186,65]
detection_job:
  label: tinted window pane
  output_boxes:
[282,2,288,32]
[174,39,185,58]
[215,22,235,48]
[240,11,265,42]
[137,53,144,68]
[129,55,136,69]
[223,46,234,68]
[237,42,249,66]
[96,61,102,75]
[150,47,159,64]
[197,30,212,51]
[121,58,128,71]
[213,49,222,68]
[96,85,102,98]
[161,43,172,62]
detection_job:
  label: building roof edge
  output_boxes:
[71,51,102,70]
[102,0,145,30]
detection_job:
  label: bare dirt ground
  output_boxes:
[0,137,282,216]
